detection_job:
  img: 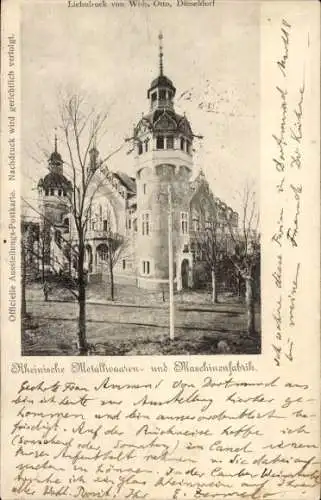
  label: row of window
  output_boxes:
[44,188,67,197]
[127,213,228,236]
[88,212,229,236]
[139,211,189,236]
[137,136,192,155]
[89,220,109,232]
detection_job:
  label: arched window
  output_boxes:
[144,139,149,152]
[180,138,185,151]
[138,142,143,155]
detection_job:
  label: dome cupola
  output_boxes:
[147,32,176,111]
[48,135,63,174]
[37,133,72,196]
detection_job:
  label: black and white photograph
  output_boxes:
[21,3,261,356]
[2,2,320,499]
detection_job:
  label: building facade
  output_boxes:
[35,36,238,291]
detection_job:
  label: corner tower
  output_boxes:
[134,33,194,289]
[37,136,71,266]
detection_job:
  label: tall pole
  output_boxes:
[168,185,175,340]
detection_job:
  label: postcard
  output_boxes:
[1,0,320,499]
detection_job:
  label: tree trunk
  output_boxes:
[77,238,88,355]
[245,276,255,336]
[211,268,218,304]
[109,253,114,301]
[68,244,72,278]
[237,273,242,299]
[42,245,45,283]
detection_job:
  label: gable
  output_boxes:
[135,118,152,137]
[153,111,177,132]
[177,116,193,137]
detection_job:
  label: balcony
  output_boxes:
[85,229,110,241]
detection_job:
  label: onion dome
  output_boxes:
[147,74,176,99]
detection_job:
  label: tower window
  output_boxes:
[142,260,150,275]
[138,142,143,155]
[122,259,126,270]
[103,220,108,231]
[143,183,147,195]
[151,92,157,103]
[181,212,189,234]
[144,140,149,152]
[142,212,150,236]
[50,188,55,196]
[166,136,174,149]
[180,138,185,151]
[159,89,166,100]
[186,141,191,154]
[156,136,164,149]
[45,189,49,196]
[58,189,62,197]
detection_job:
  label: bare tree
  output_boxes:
[22,90,128,354]
[21,94,125,354]
[227,185,260,336]
[193,192,228,304]
[56,94,127,353]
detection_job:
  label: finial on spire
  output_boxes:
[54,133,58,153]
[158,31,163,76]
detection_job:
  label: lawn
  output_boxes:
[22,282,261,356]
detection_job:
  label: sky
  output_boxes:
[21,1,260,215]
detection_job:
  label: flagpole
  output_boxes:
[168,185,175,340]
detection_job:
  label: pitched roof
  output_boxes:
[114,171,136,194]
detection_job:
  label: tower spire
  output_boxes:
[158,31,163,76]
[54,133,58,153]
